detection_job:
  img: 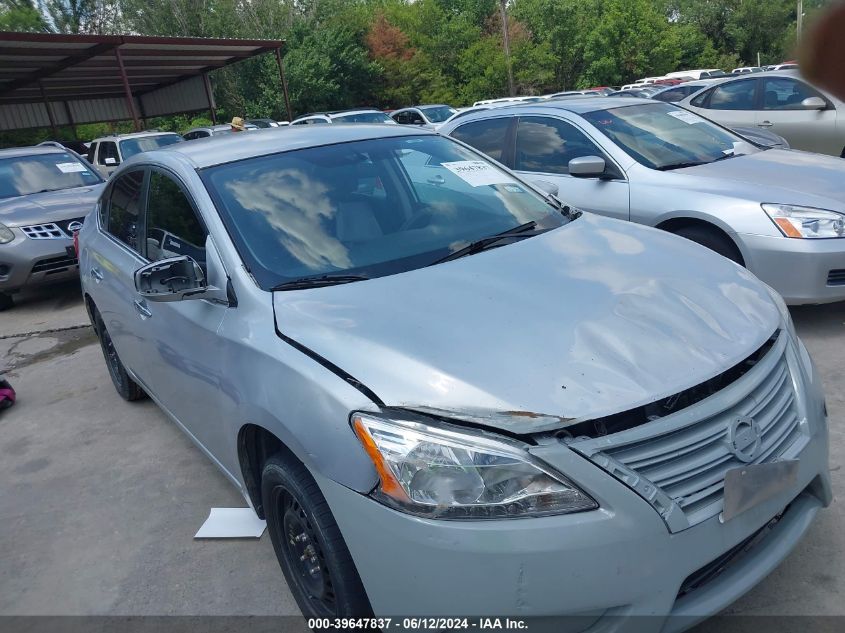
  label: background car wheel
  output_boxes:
[94,312,146,401]
[261,454,372,618]
[672,225,743,265]
[0,292,13,311]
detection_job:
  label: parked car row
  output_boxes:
[75,120,832,629]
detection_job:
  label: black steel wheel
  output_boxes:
[94,311,145,401]
[262,454,371,617]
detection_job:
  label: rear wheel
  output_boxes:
[94,312,146,401]
[0,292,12,311]
[672,225,743,265]
[262,454,371,617]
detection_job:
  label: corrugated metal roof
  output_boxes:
[0,32,285,131]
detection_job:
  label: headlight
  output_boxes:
[351,412,597,519]
[762,203,845,239]
[0,223,14,244]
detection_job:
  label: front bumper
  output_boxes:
[0,228,79,293]
[317,401,830,631]
[738,232,845,305]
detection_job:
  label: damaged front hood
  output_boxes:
[273,214,779,434]
[0,185,102,227]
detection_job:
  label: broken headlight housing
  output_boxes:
[0,222,14,245]
[351,412,597,519]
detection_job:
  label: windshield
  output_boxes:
[0,152,101,199]
[333,112,393,124]
[202,135,563,289]
[582,103,749,170]
[119,134,183,159]
[419,105,457,123]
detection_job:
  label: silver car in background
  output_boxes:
[676,71,845,156]
[0,146,103,310]
[390,104,457,129]
[79,126,830,629]
[440,99,845,304]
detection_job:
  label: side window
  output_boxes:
[87,142,98,163]
[98,141,120,166]
[183,132,197,140]
[762,78,821,110]
[106,170,145,252]
[514,116,603,175]
[706,79,757,110]
[409,111,425,124]
[450,118,510,162]
[395,111,410,124]
[145,171,207,265]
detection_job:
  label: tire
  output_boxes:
[0,293,12,311]
[672,225,743,265]
[94,312,146,401]
[262,454,372,618]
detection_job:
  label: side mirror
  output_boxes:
[531,179,559,197]
[568,155,607,178]
[800,96,826,110]
[134,256,209,302]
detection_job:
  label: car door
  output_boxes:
[511,115,630,221]
[756,76,839,154]
[686,78,759,129]
[136,168,229,452]
[87,169,150,377]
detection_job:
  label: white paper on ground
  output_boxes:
[194,507,267,539]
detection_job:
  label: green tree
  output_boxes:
[0,0,48,31]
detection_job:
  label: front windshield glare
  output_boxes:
[0,152,101,199]
[119,134,183,159]
[202,135,563,289]
[420,106,457,123]
[334,112,392,124]
[582,103,749,170]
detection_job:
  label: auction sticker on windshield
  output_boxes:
[56,162,87,173]
[442,160,516,187]
[667,110,700,125]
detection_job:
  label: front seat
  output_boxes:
[331,168,383,242]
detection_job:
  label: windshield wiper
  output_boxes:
[429,221,540,266]
[272,273,370,291]
[655,161,708,171]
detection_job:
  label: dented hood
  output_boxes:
[273,214,780,433]
[0,185,103,227]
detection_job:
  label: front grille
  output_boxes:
[828,269,845,286]
[570,330,807,531]
[31,255,78,274]
[21,223,65,239]
[54,217,85,235]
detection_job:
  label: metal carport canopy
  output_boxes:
[0,32,290,133]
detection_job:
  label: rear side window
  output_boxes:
[145,171,206,265]
[514,116,603,175]
[451,118,510,162]
[105,170,145,252]
[706,79,757,110]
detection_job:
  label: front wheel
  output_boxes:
[672,225,743,265]
[0,292,13,311]
[94,312,146,401]
[262,454,371,617]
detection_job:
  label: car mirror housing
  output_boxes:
[800,96,826,110]
[531,179,559,197]
[568,155,607,178]
[134,255,222,303]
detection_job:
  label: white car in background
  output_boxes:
[87,131,183,178]
[390,104,457,129]
[291,109,396,125]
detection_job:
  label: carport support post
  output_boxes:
[203,72,217,124]
[114,47,141,132]
[275,48,293,122]
[38,80,59,139]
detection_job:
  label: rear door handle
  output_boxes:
[133,299,152,319]
[758,121,773,128]
[90,267,103,282]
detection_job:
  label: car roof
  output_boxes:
[92,131,181,142]
[0,145,68,159]
[444,97,654,124]
[154,124,436,169]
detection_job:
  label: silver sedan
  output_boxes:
[674,70,845,156]
[439,98,845,304]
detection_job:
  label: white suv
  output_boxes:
[87,131,183,178]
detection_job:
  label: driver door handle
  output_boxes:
[758,120,773,128]
[133,299,152,319]
[90,267,103,282]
